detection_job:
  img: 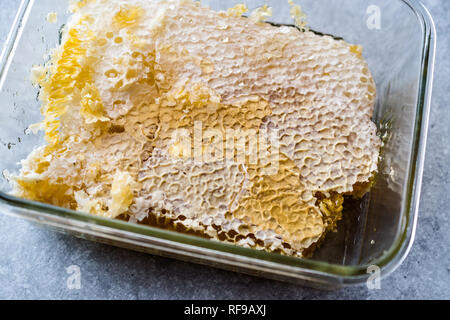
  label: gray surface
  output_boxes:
[0,0,448,300]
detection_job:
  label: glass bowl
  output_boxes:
[0,0,436,289]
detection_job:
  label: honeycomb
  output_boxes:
[10,0,381,257]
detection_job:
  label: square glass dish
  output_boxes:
[0,0,435,289]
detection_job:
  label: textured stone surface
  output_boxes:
[0,0,448,299]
